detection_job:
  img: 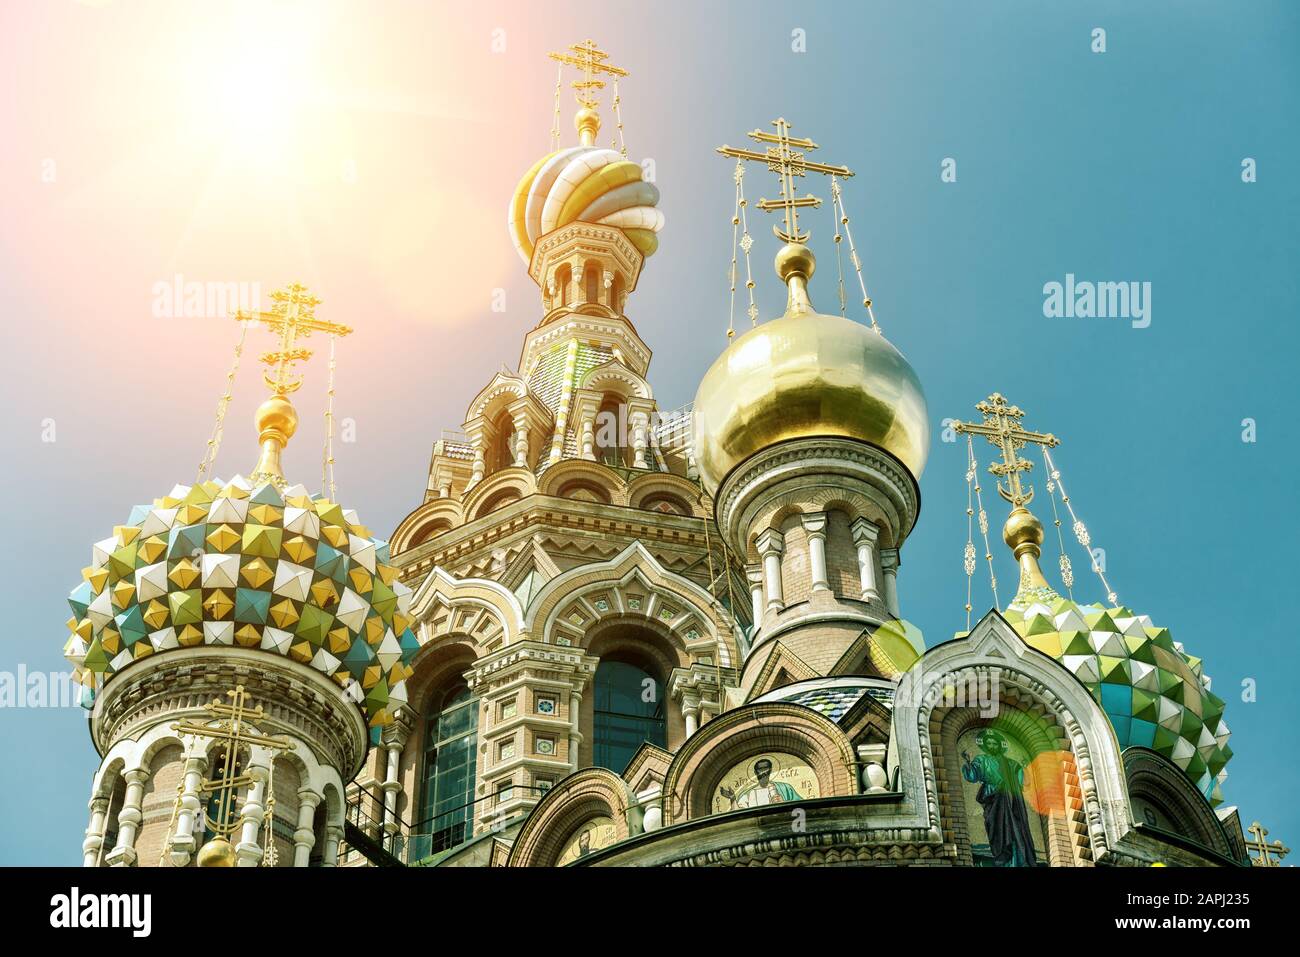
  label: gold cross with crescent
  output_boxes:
[718,118,853,244]
[548,38,628,110]
[953,393,1060,507]
[234,283,353,396]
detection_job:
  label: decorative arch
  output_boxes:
[391,498,465,555]
[627,472,704,517]
[891,611,1134,865]
[537,460,624,506]
[581,360,651,401]
[525,541,740,669]
[408,566,525,654]
[659,701,857,825]
[750,487,897,550]
[507,767,634,866]
[460,467,538,523]
[464,372,528,425]
[1123,747,1238,860]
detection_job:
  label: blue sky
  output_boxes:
[1,0,1296,864]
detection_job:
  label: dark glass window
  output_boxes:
[417,686,477,854]
[593,660,665,773]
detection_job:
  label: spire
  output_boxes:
[717,118,853,316]
[233,283,353,488]
[953,394,1061,600]
[548,38,628,147]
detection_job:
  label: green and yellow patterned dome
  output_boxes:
[1002,579,1231,804]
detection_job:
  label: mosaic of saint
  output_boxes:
[556,816,618,865]
[712,752,819,813]
[958,727,1052,866]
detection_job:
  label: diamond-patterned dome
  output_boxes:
[64,475,418,738]
[1002,595,1231,804]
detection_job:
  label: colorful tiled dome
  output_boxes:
[64,475,418,738]
[1002,595,1231,804]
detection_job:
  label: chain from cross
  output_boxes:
[717,118,853,244]
[952,393,1060,508]
[1246,821,1291,867]
[233,283,353,395]
[171,685,292,839]
[548,38,628,110]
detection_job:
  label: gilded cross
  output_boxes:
[953,393,1060,507]
[1246,821,1291,867]
[717,118,853,243]
[548,38,628,109]
[171,685,292,838]
[234,283,353,395]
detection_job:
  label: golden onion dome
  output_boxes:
[692,244,929,493]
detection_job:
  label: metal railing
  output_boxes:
[341,782,549,866]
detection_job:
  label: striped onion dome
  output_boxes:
[508,145,663,267]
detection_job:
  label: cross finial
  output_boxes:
[1247,821,1291,867]
[953,393,1060,508]
[548,38,628,110]
[169,685,292,856]
[717,118,853,244]
[234,282,353,396]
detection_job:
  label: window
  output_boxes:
[499,698,517,721]
[418,685,477,852]
[593,660,665,773]
[535,694,557,716]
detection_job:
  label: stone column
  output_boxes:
[580,410,596,461]
[380,724,409,851]
[468,446,485,490]
[321,823,344,867]
[438,479,452,498]
[105,766,149,867]
[755,529,785,614]
[82,794,110,868]
[631,411,649,469]
[234,758,271,867]
[682,695,701,738]
[293,789,321,867]
[850,517,883,603]
[746,565,764,632]
[569,691,583,772]
[880,548,901,618]
[802,512,830,592]
[512,413,529,468]
[168,750,209,867]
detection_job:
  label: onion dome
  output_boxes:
[692,242,929,493]
[994,507,1231,803]
[63,297,419,741]
[63,472,417,736]
[1004,593,1231,804]
[508,106,662,267]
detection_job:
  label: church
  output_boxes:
[62,40,1257,869]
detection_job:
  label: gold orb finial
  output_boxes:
[196,836,237,867]
[575,106,600,147]
[249,393,298,489]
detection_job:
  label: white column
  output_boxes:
[631,412,649,469]
[512,413,529,468]
[293,789,321,867]
[755,529,785,614]
[168,751,209,866]
[381,735,405,850]
[321,823,344,867]
[746,565,764,631]
[850,517,883,603]
[880,548,901,617]
[234,759,270,867]
[468,446,485,490]
[105,767,149,867]
[569,691,583,772]
[682,695,700,738]
[580,411,596,461]
[802,512,830,592]
[82,794,110,868]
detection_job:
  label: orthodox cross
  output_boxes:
[548,38,628,109]
[717,118,853,243]
[171,685,292,839]
[234,283,353,395]
[953,393,1060,507]
[1246,821,1291,867]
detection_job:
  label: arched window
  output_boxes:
[595,394,627,468]
[611,273,625,312]
[555,265,571,307]
[584,262,600,304]
[488,410,515,473]
[418,685,478,853]
[593,660,665,773]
